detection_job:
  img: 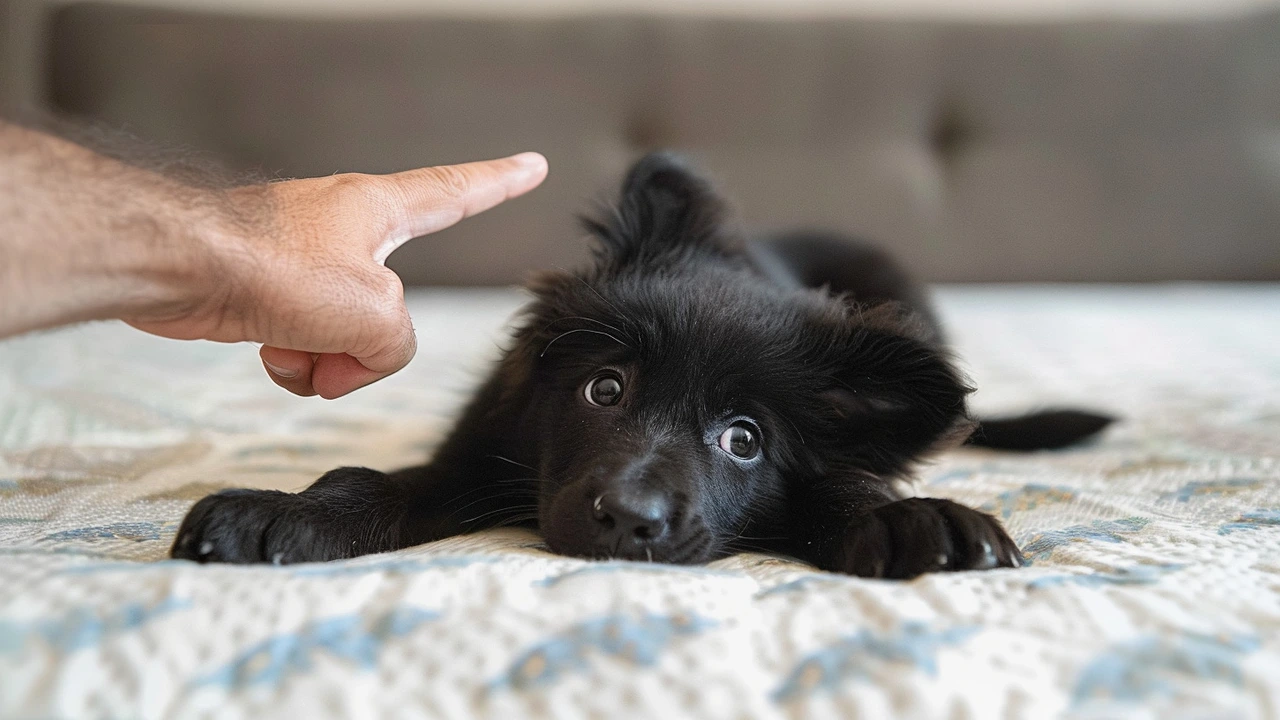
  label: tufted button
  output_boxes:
[929,101,975,168]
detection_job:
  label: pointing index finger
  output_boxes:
[374,152,548,263]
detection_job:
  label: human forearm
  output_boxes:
[0,121,221,337]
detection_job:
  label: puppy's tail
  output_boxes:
[966,410,1115,451]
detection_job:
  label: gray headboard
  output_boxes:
[26,3,1280,283]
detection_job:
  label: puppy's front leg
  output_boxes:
[790,483,1023,580]
[170,467,415,564]
[169,455,529,565]
[171,369,540,564]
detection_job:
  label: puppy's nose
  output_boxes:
[592,491,669,547]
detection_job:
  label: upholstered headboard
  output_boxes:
[12,1,1280,283]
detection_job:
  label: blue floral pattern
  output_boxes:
[1218,509,1280,535]
[980,483,1076,519]
[490,613,716,691]
[773,623,978,702]
[194,608,439,689]
[0,598,189,655]
[1072,633,1260,708]
[1019,518,1151,562]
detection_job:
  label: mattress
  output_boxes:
[1,285,1278,719]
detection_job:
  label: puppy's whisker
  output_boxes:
[540,328,631,357]
[570,274,638,338]
[541,315,632,342]
[487,455,539,473]
[725,540,778,554]
[490,513,541,529]
[462,504,542,526]
[444,490,539,520]
[782,415,806,446]
[448,481,537,504]
[440,482,521,507]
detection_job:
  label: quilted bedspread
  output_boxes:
[2,286,1278,720]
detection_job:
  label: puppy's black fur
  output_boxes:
[172,153,1112,579]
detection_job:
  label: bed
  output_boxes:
[2,285,1278,719]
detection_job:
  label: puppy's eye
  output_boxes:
[718,421,760,460]
[585,375,623,406]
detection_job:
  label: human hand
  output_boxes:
[125,153,548,398]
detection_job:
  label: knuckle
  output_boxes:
[327,172,382,208]
[426,165,472,200]
[327,173,401,231]
[327,172,369,193]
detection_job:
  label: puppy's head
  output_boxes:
[506,153,971,563]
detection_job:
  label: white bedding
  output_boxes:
[1,285,1278,719]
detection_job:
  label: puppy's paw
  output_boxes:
[833,498,1022,580]
[170,489,341,565]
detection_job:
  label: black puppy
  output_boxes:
[171,153,1110,579]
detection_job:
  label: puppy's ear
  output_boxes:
[814,306,973,476]
[582,151,735,267]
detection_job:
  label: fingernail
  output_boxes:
[264,361,298,379]
[511,152,547,173]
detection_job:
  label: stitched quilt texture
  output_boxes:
[1,286,1278,720]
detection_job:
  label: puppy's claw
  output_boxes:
[834,498,1019,580]
[973,540,998,570]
